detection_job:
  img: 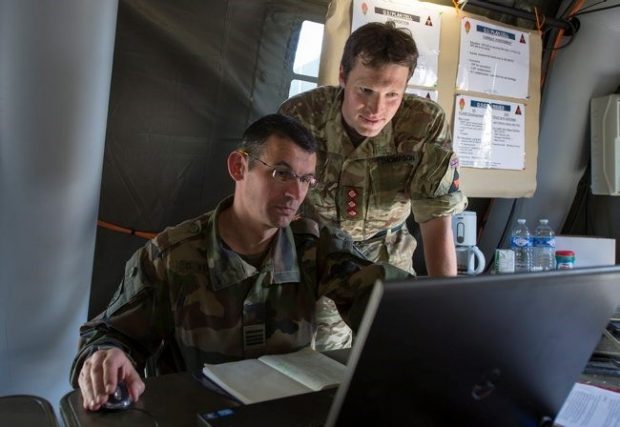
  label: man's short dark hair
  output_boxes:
[240,114,317,161]
[341,22,418,81]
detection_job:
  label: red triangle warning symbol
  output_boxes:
[515,105,522,115]
[520,34,526,44]
[425,16,432,26]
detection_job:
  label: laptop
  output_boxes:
[198,266,620,427]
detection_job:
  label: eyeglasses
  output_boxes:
[242,152,318,188]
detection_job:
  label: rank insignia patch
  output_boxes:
[342,186,362,219]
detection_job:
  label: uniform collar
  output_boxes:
[206,196,301,291]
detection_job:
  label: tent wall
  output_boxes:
[0,0,118,410]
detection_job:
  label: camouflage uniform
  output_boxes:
[69,196,408,385]
[279,86,468,350]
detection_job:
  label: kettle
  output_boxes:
[452,211,486,275]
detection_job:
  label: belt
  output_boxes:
[366,222,406,241]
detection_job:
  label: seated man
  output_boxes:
[70,114,408,411]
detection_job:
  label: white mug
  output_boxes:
[456,246,486,275]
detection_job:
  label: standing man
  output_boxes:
[70,114,408,411]
[279,22,467,349]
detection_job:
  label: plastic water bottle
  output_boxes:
[533,219,556,271]
[510,219,532,272]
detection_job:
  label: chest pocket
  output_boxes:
[369,154,418,206]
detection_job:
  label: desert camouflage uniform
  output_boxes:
[69,196,408,385]
[279,87,468,350]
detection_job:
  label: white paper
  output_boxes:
[260,347,346,392]
[352,0,441,88]
[202,359,312,404]
[456,17,530,99]
[453,95,525,170]
[405,86,438,102]
[554,383,620,427]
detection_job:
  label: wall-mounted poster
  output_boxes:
[456,17,530,99]
[453,95,525,170]
[352,0,441,88]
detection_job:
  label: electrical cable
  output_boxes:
[549,17,578,50]
[575,4,620,16]
[462,0,573,31]
[452,0,465,18]
[97,220,158,240]
[541,0,585,87]
[575,0,609,14]
[558,0,580,20]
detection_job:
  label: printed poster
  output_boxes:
[453,95,525,170]
[352,0,441,88]
[456,17,530,99]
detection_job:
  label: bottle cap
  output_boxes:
[555,250,575,256]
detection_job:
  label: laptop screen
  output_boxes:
[327,266,620,427]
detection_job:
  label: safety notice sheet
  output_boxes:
[456,17,530,99]
[453,95,525,170]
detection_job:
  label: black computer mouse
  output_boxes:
[102,381,132,410]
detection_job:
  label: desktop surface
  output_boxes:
[58,361,620,427]
[59,351,350,427]
[60,372,239,427]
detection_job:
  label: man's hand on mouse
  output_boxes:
[78,347,145,411]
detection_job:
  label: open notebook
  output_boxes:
[201,347,345,404]
[199,266,620,427]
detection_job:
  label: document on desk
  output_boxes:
[202,347,346,404]
[554,382,620,427]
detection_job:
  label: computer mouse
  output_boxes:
[102,381,132,410]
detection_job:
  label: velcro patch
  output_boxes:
[448,169,460,193]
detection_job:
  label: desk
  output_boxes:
[61,348,617,427]
[0,395,58,427]
[60,373,239,427]
[60,350,349,427]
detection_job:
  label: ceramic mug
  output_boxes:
[456,246,486,275]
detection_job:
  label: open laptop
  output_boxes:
[198,266,620,427]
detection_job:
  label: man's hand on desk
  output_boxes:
[77,347,145,411]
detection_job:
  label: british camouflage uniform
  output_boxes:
[279,86,468,350]
[70,196,408,386]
